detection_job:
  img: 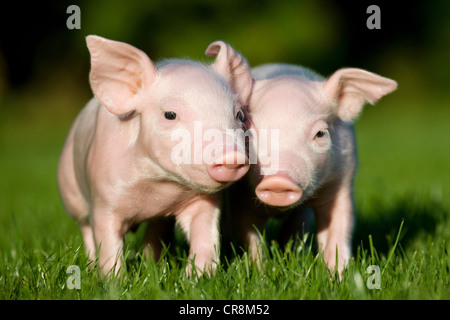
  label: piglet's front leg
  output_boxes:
[91,207,126,277]
[176,194,221,276]
[312,182,354,278]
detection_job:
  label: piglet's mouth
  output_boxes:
[255,175,303,207]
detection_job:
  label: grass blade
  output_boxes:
[382,219,404,275]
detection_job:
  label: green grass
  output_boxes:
[1,86,449,300]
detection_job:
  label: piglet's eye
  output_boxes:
[315,130,327,139]
[164,111,177,120]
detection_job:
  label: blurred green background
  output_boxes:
[0,0,449,257]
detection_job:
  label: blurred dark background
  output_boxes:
[0,0,449,106]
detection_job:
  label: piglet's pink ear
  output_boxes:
[86,35,157,115]
[205,41,253,107]
[323,68,397,122]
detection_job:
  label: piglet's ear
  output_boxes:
[86,35,157,115]
[205,41,253,107]
[323,68,397,122]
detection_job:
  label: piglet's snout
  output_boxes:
[207,148,249,182]
[255,175,302,207]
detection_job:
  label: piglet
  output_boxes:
[230,63,397,275]
[57,36,253,276]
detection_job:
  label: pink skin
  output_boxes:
[57,36,253,276]
[231,63,397,275]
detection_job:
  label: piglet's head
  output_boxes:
[86,35,252,193]
[250,66,397,207]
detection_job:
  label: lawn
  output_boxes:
[0,83,449,300]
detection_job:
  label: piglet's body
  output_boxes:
[58,36,252,275]
[231,63,397,275]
